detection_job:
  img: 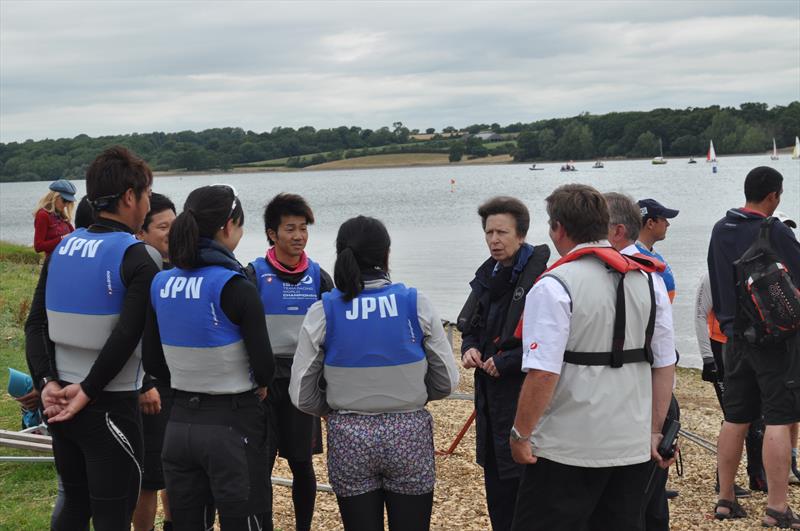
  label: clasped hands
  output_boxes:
[462,348,500,378]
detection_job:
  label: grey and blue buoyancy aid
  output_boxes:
[321,283,428,413]
[151,265,254,394]
[251,257,321,357]
[45,228,144,391]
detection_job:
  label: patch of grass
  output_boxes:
[0,241,41,265]
[310,153,451,169]
[0,257,57,530]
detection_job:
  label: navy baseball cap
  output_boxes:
[638,198,679,220]
[49,179,77,202]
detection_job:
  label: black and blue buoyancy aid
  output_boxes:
[45,228,143,391]
[251,256,321,357]
[151,265,254,394]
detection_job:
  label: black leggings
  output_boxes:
[266,454,317,530]
[337,489,433,531]
[49,392,143,531]
[287,459,317,531]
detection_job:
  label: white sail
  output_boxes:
[707,140,717,162]
[771,138,779,160]
[652,138,667,164]
[793,136,800,160]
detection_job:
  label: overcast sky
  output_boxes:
[1,1,798,143]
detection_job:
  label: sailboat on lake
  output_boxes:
[706,140,717,163]
[793,136,800,160]
[771,138,779,160]
[652,138,667,165]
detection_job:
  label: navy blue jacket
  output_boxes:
[460,243,549,479]
[707,208,800,338]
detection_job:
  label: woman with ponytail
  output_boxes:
[289,215,460,531]
[146,185,275,530]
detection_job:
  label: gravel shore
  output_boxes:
[270,331,800,530]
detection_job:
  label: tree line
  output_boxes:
[0,102,797,182]
[507,102,799,162]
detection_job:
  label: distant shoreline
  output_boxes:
[152,149,793,178]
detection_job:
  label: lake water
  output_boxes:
[2,155,798,368]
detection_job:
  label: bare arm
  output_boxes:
[509,369,560,464]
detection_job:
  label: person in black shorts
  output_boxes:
[246,194,332,531]
[708,167,800,527]
[133,193,177,531]
[146,184,275,530]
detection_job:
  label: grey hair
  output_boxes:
[604,192,641,242]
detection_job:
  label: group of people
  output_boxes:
[15,145,800,531]
[23,145,459,531]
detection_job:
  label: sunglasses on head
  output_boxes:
[211,183,239,228]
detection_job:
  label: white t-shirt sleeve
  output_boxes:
[521,276,572,375]
[650,273,677,368]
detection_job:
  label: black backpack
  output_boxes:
[734,217,800,344]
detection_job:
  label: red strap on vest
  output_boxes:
[542,246,665,277]
[513,246,665,341]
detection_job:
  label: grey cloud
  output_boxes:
[1,1,798,141]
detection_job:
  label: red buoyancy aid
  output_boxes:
[514,246,666,340]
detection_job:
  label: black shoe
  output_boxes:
[749,476,768,493]
[714,483,751,498]
[665,489,679,499]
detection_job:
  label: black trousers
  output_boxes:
[642,395,680,531]
[162,391,271,531]
[511,458,650,531]
[49,391,143,531]
[483,436,520,531]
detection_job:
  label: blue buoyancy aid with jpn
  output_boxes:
[251,256,321,357]
[45,228,143,391]
[321,283,428,413]
[151,265,254,394]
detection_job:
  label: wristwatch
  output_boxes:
[510,425,531,442]
[40,376,57,389]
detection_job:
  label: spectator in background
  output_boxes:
[458,196,549,531]
[606,191,681,529]
[708,167,800,527]
[133,193,177,531]
[33,179,76,256]
[774,211,800,486]
[636,199,679,302]
[696,271,764,495]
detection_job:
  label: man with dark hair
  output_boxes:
[510,184,676,531]
[134,192,177,531]
[709,166,800,527]
[459,196,549,530]
[246,193,332,531]
[26,145,158,530]
[636,198,679,302]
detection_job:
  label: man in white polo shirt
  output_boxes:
[509,184,676,531]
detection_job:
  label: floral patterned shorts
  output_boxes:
[327,409,435,497]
